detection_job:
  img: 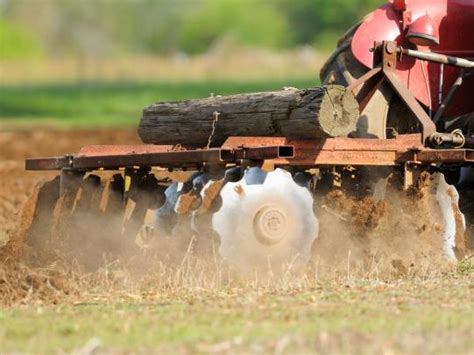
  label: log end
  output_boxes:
[317,85,359,137]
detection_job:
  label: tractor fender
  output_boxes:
[351,0,474,116]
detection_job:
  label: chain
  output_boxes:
[206,111,220,149]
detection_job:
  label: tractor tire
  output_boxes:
[320,24,366,87]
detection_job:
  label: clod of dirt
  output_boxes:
[0,258,78,306]
[323,190,387,232]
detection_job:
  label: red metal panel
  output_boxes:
[351,0,474,115]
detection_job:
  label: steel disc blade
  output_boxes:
[213,168,318,272]
[153,182,180,235]
[435,174,466,260]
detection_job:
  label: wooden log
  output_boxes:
[138,85,359,148]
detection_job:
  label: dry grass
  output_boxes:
[0,251,472,353]
[0,48,326,84]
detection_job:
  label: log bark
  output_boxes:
[138,85,359,148]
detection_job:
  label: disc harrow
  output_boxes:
[23,39,474,271]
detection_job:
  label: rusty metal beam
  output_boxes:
[346,67,382,93]
[72,149,224,170]
[77,144,174,157]
[26,135,474,172]
[220,146,294,161]
[222,135,474,167]
[380,41,437,144]
[25,156,73,171]
[384,70,437,143]
[25,145,294,171]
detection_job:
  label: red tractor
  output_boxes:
[25,0,474,271]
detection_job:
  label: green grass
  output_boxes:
[0,78,318,127]
[1,276,472,353]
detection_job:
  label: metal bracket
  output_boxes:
[349,41,437,146]
[381,41,437,145]
[403,162,424,191]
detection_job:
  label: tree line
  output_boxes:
[0,0,384,60]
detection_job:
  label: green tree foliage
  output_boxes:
[0,0,386,58]
[0,19,43,60]
[120,0,197,54]
[276,0,384,50]
[177,0,290,54]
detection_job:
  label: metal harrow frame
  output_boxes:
[26,42,474,189]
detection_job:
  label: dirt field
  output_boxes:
[0,129,473,353]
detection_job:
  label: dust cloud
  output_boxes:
[1,169,465,307]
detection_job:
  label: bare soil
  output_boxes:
[0,129,140,305]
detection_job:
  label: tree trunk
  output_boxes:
[138,85,359,148]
